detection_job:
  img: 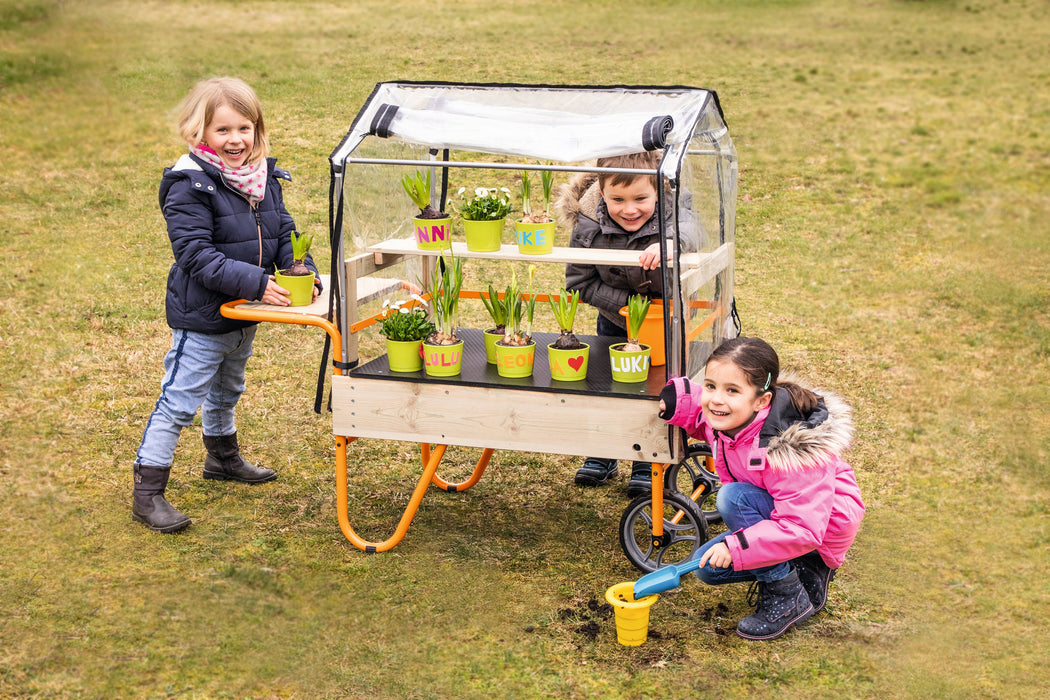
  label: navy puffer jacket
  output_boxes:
[158,153,318,334]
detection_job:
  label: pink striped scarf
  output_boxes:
[192,144,267,204]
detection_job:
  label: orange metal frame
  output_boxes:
[222,296,681,553]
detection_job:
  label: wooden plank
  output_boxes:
[233,275,332,317]
[331,374,673,463]
[367,238,733,276]
[679,242,733,296]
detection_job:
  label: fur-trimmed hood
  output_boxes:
[761,378,854,472]
[555,170,602,230]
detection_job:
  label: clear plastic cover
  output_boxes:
[331,82,736,379]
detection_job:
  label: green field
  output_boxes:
[2,0,1048,697]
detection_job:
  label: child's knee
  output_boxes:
[715,481,746,512]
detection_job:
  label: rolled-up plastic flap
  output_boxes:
[369,103,399,138]
[358,99,690,162]
[642,115,674,151]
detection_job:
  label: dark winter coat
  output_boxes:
[557,172,693,331]
[158,153,318,334]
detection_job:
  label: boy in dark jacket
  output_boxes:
[558,151,684,496]
[132,77,319,533]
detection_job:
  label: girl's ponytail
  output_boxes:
[776,380,819,415]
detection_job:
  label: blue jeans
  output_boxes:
[596,313,627,338]
[136,326,256,467]
[692,481,791,585]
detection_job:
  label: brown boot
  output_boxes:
[202,432,276,484]
[132,464,191,533]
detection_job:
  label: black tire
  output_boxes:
[663,442,722,525]
[619,490,710,573]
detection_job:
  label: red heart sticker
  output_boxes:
[568,356,585,371]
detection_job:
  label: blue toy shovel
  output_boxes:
[633,557,703,599]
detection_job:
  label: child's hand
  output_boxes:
[313,276,321,301]
[698,541,732,569]
[638,242,674,271]
[262,276,291,306]
[658,399,666,413]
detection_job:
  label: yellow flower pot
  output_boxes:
[422,340,463,377]
[274,270,315,307]
[414,216,453,251]
[483,328,503,364]
[609,343,651,383]
[463,218,504,253]
[494,341,535,378]
[385,339,423,373]
[547,343,589,382]
[514,220,555,255]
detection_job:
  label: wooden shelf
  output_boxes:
[231,274,401,317]
[368,238,649,266]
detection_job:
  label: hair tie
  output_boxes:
[763,373,771,391]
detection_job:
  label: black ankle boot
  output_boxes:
[626,461,654,499]
[793,551,837,614]
[736,569,815,641]
[202,432,276,484]
[132,463,191,533]
[574,457,618,486]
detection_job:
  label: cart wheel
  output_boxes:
[619,490,709,573]
[663,443,722,525]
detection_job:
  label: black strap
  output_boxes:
[315,166,344,414]
[369,103,399,138]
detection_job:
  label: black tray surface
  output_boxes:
[350,329,666,399]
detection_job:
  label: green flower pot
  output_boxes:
[483,328,503,364]
[422,340,463,377]
[414,216,453,251]
[463,218,504,253]
[386,339,423,373]
[274,270,315,307]
[514,220,555,255]
[494,341,535,378]
[609,343,651,383]
[548,343,590,382]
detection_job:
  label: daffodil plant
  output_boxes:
[500,265,537,346]
[424,251,463,345]
[480,283,512,334]
[518,168,554,224]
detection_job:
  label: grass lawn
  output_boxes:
[2,0,1048,697]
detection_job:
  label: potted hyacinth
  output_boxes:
[547,288,589,381]
[402,169,452,251]
[515,168,556,255]
[480,282,512,364]
[609,293,652,383]
[274,230,316,306]
[494,265,537,378]
[378,295,435,373]
[421,251,464,377]
[449,186,512,252]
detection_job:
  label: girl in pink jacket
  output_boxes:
[658,336,864,640]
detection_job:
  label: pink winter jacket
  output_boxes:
[662,376,864,571]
